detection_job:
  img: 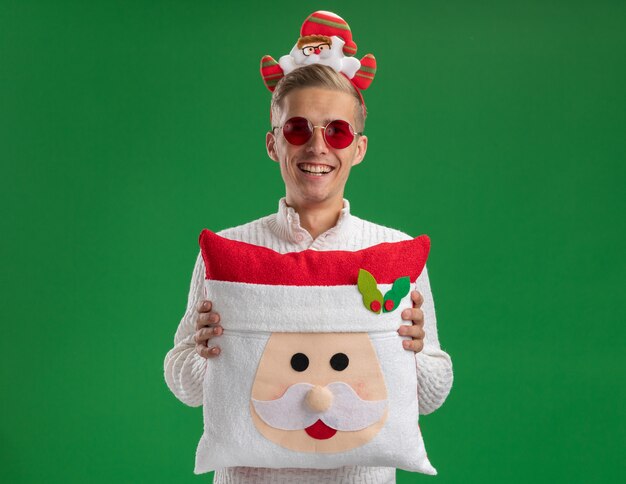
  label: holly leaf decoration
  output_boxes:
[357,269,384,313]
[382,276,410,313]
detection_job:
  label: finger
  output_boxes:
[194,326,223,344]
[398,324,425,339]
[196,311,220,330]
[196,300,213,313]
[196,344,221,358]
[411,291,424,308]
[402,338,424,353]
[401,307,424,323]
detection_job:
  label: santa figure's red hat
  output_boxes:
[300,10,357,56]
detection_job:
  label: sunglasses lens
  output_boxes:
[281,118,356,149]
[324,120,355,149]
[282,117,312,145]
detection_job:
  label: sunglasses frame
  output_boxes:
[272,117,363,150]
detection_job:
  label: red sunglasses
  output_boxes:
[273,117,362,149]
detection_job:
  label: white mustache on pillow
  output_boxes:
[252,381,387,431]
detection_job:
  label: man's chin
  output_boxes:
[290,192,335,208]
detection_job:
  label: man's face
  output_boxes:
[266,87,368,209]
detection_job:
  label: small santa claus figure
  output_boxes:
[261,11,377,92]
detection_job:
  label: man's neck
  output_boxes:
[285,197,344,239]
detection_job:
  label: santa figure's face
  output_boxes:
[291,35,344,66]
[250,332,388,453]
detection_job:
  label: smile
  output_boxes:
[304,419,338,440]
[298,163,335,176]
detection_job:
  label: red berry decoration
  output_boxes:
[370,300,381,312]
[384,299,395,311]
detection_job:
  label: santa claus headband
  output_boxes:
[199,230,429,333]
[260,11,377,104]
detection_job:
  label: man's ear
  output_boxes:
[351,134,368,167]
[266,131,279,163]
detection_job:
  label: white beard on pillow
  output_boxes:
[279,35,361,79]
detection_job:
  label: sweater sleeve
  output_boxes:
[163,251,208,407]
[414,266,454,415]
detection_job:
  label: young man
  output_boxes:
[164,64,453,483]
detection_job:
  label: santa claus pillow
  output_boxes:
[193,230,436,475]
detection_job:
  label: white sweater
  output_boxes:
[164,198,453,484]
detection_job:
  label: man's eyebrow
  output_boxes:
[300,118,335,126]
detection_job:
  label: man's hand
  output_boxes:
[195,300,223,358]
[398,291,425,353]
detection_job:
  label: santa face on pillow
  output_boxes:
[250,332,388,452]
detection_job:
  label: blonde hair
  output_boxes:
[270,64,366,131]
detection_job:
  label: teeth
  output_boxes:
[299,163,333,174]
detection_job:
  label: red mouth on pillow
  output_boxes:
[305,419,337,440]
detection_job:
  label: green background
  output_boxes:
[2,0,624,482]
